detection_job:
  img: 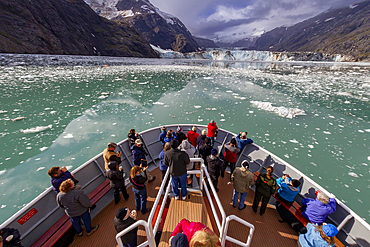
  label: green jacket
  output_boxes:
[256,173,276,196]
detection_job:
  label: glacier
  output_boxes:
[151,45,349,62]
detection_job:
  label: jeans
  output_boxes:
[113,185,129,203]
[123,237,137,247]
[209,136,215,147]
[132,187,147,214]
[171,173,188,197]
[232,190,248,209]
[70,209,92,234]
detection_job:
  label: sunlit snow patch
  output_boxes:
[250,101,306,119]
[21,125,52,134]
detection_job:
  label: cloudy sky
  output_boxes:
[150,0,362,42]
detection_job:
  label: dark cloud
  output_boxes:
[150,0,363,41]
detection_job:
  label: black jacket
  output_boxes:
[106,169,125,188]
[114,216,138,244]
[164,148,190,177]
[129,173,147,190]
[206,155,223,177]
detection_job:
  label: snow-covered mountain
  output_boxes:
[85,0,199,53]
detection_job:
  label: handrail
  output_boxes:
[221,215,255,247]
[115,157,254,247]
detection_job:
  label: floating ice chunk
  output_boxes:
[284,154,290,159]
[203,77,213,80]
[39,147,48,152]
[0,170,6,176]
[101,92,110,95]
[212,108,217,111]
[112,123,117,126]
[36,167,45,172]
[365,129,370,132]
[139,81,149,85]
[344,101,351,104]
[198,119,203,122]
[194,105,202,109]
[21,125,52,134]
[12,116,26,121]
[220,119,225,122]
[348,172,359,178]
[249,111,254,113]
[250,101,306,119]
[1,205,6,208]
[308,145,314,149]
[66,165,73,170]
[358,130,364,133]
[35,158,41,161]
[0,110,7,114]
[367,156,370,161]
[289,139,299,144]
[344,184,349,188]
[361,163,368,166]
[63,133,74,139]
[153,102,164,105]
[98,95,108,99]
[323,131,331,135]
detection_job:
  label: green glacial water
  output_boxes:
[0,55,369,224]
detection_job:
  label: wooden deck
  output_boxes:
[71,168,299,246]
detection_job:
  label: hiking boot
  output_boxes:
[87,225,99,236]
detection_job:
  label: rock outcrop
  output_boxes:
[0,0,158,57]
[86,0,199,53]
[252,1,370,61]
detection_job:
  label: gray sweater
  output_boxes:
[57,189,92,217]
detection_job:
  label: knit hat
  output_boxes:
[322,224,338,237]
[170,139,179,149]
[211,148,218,155]
[108,142,117,148]
[241,160,250,168]
[171,233,189,247]
[116,207,128,220]
[108,161,118,170]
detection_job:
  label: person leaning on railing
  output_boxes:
[301,191,336,225]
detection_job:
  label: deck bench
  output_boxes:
[31,179,111,247]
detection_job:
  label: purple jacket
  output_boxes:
[51,171,74,193]
[302,198,336,224]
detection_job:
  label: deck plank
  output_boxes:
[158,192,213,247]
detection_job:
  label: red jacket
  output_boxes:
[171,218,221,246]
[187,130,199,147]
[207,122,218,137]
[224,143,240,163]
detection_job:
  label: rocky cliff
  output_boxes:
[252,1,370,61]
[0,0,158,57]
[86,0,199,53]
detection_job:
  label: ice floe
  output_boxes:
[250,101,306,119]
[348,172,359,178]
[21,125,52,134]
[63,133,74,139]
[0,170,6,176]
[36,167,45,172]
[39,147,48,151]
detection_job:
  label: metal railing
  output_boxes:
[115,157,255,247]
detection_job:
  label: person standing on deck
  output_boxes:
[103,142,122,170]
[56,179,99,236]
[159,142,171,189]
[179,139,196,187]
[231,160,255,210]
[131,139,155,183]
[276,174,301,205]
[127,129,139,147]
[222,138,240,180]
[114,207,138,247]
[48,166,80,193]
[159,126,167,146]
[235,132,253,153]
[301,191,336,225]
[252,166,277,215]
[129,166,150,214]
[207,120,218,147]
[186,126,199,148]
[176,126,187,144]
[164,139,190,200]
[206,148,223,192]
[106,161,129,205]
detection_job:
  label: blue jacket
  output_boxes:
[302,198,336,224]
[159,131,167,145]
[163,132,177,144]
[159,150,167,171]
[131,145,147,166]
[51,171,74,193]
[236,134,253,152]
[276,177,300,202]
[299,223,334,247]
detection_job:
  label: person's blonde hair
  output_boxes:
[189,229,219,247]
[315,225,335,245]
[59,179,74,193]
[317,192,330,204]
[130,166,142,178]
